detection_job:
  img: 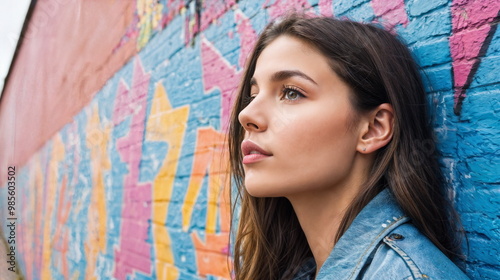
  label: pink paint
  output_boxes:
[263,0,313,19]
[371,0,409,29]
[235,11,258,69]
[200,0,237,31]
[450,24,490,89]
[201,38,241,131]
[113,58,152,279]
[452,60,478,88]
[450,0,500,109]
[113,82,133,124]
[452,0,500,30]
[166,0,186,24]
[318,0,333,17]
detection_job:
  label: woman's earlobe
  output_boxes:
[358,103,394,153]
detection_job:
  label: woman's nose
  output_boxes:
[238,95,268,133]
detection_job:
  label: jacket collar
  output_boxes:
[314,188,409,280]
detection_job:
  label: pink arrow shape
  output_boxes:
[450,0,500,114]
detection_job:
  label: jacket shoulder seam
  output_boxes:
[382,236,429,280]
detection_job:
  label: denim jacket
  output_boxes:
[293,189,470,280]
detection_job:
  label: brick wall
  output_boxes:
[0,0,498,279]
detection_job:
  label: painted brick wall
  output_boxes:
[0,0,498,279]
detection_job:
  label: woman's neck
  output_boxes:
[286,163,369,275]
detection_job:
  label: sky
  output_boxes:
[0,0,31,98]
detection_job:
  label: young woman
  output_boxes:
[228,14,469,280]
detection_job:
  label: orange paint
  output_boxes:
[41,135,65,280]
[52,176,71,279]
[192,231,231,278]
[85,106,110,279]
[182,127,230,233]
[185,127,232,278]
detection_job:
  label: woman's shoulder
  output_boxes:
[360,222,470,280]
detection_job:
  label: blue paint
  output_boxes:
[397,6,451,45]
[410,36,451,67]
[336,1,374,22]
[139,16,185,73]
[140,141,169,183]
[204,9,241,67]
[422,63,453,92]
[469,28,500,88]
[334,0,369,16]
[190,172,209,231]
[239,0,264,17]
[407,0,448,17]
[169,227,198,273]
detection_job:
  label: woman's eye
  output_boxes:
[244,94,256,104]
[281,86,304,101]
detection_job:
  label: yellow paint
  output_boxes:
[146,83,189,279]
[153,224,174,264]
[25,154,44,278]
[156,261,180,280]
[41,134,65,280]
[137,0,164,49]
[84,105,110,280]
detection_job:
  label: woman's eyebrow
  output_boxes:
[250,70,318,86]
[272,70,318,85]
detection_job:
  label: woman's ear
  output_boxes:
[357,103,394,153]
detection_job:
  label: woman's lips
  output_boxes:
[241,140,272,164]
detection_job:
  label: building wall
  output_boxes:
[0,0,499,279]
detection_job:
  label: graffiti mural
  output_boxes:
[0,0,499,279]
[450,0,500,114]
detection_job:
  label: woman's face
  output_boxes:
[238,35,364,197]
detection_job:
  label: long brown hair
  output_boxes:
[228,13,463,280]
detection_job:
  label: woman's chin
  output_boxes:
[245,183,278,198]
